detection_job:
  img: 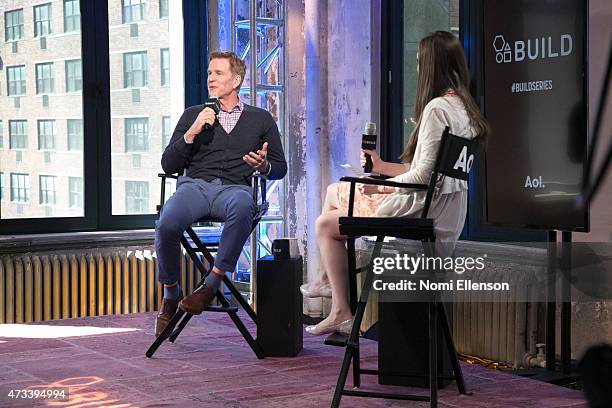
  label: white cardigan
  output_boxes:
[375,95,477,242]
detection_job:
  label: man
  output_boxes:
[155,51,287,336]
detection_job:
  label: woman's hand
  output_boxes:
[361,149,384,174]
[359,182,395,195]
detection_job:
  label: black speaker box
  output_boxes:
[256,255,303,357]
[378,301,453,388]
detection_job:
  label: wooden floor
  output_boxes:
[0,312,587,407]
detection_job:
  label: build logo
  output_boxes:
[493,34,573,64]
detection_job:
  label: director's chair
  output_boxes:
[145,172,268,359]
[327,127,477,407]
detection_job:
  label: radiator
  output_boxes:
[0,247,207,324]
[452,265,542,368]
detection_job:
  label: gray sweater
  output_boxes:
[162,103,287,185]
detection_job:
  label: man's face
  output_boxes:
[207,58,240,98]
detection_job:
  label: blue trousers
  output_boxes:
[155,177,256,285]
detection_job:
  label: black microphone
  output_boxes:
[203,95,220,130]
[362,122,377,173]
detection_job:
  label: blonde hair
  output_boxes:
[208,50,247,90]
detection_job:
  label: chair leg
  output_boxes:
[331,237,383,407]
[438,302,467,394]
[429,301,438,408]
[145,309,185,358]
[169,312,193,343]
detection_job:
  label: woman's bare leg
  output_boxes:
[310,183,343,288]
[313,209,353,325]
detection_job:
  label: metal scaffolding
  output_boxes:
[220,0,287,305]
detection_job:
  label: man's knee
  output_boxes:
[156,212,186,239]
[227,191,256,220]
[315,213,335,236]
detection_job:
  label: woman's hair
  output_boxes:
[400,31,490,163]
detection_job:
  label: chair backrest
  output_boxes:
[422,126,479,218]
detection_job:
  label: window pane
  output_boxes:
[38,120,56,150]
[34,3,52,37]
[64,0,81,32]
[65,59,82,92]
[68,176,83,208]
[5,9,24,41]
[159,0,169,19]
[110,1,182,215]
[36,63,55,94]
[1,1,83,220]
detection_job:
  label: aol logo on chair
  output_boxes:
[454,146,474,174]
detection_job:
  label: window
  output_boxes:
[64,0,81,32]
[7,65,26,96]
[159,0,169,18]
[125,181,149,214]
[9,120,27,149]
[162,116,170,147]
[5,9,24,41]
[10,173,29,203]
[36,63,55,94]
[39,175,57,205]
[34,3,53,37]
[0,121,3,148]
[65,59,82,92]
[125,118,149,152]
[67,119,83,150]
[122,0,146,24]
[161,48,170,86]
[38,120,56,150]
[0,172,4,200]
[123,51,148,88]
[69,177,83,208]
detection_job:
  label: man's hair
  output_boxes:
[208,51,247,91]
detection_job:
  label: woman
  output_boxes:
[303,31,490,336]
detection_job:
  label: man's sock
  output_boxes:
[163,283,180,300]
[203,269,224,293]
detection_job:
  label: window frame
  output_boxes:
[5,9,25,42]
[64,0,81,33]
[39,175,57,206]
[68,176,84,208]
[10,173,29,203]
[160,48,170,86]
[37,119,56,150]
[9,120,28,150]
[122,0,146,24]
[67,119,83,151]
[7,65,26,96]
[125,180,149,214]
[34,3,53,38]
[65,59,83,93]
[0,0,207,235]
[123,51,148,88]
[124,117,149,152]
[36,62,55,94]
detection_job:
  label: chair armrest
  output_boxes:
[251,172,268,205]
[339,176,428,217]
[339,176,427,190]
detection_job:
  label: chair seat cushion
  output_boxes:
[339,216,434,240]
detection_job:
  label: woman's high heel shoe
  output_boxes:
[305,317,354,336]
[300,282,332,298]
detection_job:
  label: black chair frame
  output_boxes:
[327,127,477,407]
[145,172,269,359]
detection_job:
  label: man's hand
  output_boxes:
[243,142,269,172]
[184,107,217,143]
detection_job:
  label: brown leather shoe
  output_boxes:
[155,292,184,337]
[179,283,216,315]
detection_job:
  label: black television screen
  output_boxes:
[483,0,589,231]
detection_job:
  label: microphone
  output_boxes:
[362,122,377,173]
[203,95,220,130]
